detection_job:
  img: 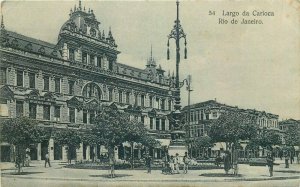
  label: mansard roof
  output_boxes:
[3,30,62,59]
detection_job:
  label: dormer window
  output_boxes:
[108,61,113,71]
[82,52,88,64]
[69,48,75,61]
[90,54,95,66]
[90,28,96,37]
[38,47,45,55]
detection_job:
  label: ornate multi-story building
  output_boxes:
[0,1,176,162]
[182,99,280,157]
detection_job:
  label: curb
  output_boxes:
[2,174,300,183]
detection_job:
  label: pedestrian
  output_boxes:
[223,151,231,174]
[162,153,170,174]
[297,153,300,164]
[266,151,274,177]
[145,155,152,174]
[174,153,180,174]
[45,152,51,168]
[290,150,294,164]
[169,155,175,174]
[284,151,289,168]
[183,152,190,174]
[25,153,30,167]
[109,154,116,178]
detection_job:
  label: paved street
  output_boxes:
[1,159,300,187]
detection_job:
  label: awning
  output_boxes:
[211,142,226,151]
[156,139,171,147]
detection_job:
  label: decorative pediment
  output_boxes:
[67,96,83,110]
[27,89,39,99]
[125,105,142,114]
[84,98,101,111]
[0,85,14,100]
[148,108,157,117]
[109,102,118,110]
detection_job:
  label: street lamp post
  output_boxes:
[183,75,193,156]
[167,0,188,156]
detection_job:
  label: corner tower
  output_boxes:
[57,0,120,72]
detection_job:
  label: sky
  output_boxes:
[1,0,300,120]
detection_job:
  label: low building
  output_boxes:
[182,99,280,158]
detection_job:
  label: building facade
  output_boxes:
[182,99,280,158]
[0,2,176,162]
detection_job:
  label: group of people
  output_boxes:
[145,152,191,174]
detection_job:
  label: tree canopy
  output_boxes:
[91,106,158,149]
[209,110,258,145]
[284,124,300,147]
[0,117,46,173]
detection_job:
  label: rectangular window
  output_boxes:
[29,72,35,89]
[54,106,60,121]
[16,101,23,117]
[83,110,87,124]
[109,61,113,71]
[82,52,87,64]
[212,112,218,118]
[0,100,8,116]
[0,68,7,85]
[135,94,138,105]
[198,110,201,120]
[156,98,160,109]
[126,92,130,104]
[141,116,145,125]
[69,108,75,123]
[201,112,204,120]
[54,78,60,93]
[43,76,49,91]
[69,80,75,95]
[205,113,209,120]
[109,90,113,102]
[161,99,165,110]
[156,118,160,130]
[96,56,102,67]
[161,119,165,131]
[69,48,75,62]
[29,103,37,119]
[150,117,153,129]
[16,70,23,87]
[90,54,95,65]
[119,91,122,103]
[43,105,50,120]
[90,111,95,124]
[168,100,172,111]
[149,96,153,108]
[141,95,145,107]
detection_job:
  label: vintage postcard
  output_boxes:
[0,0,299,187]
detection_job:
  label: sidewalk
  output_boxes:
[1,160,300,182]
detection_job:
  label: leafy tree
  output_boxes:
[92,106,158,177]
[257,128,281,148]
[284,124,300,147]
[248,128,281,156]
[194,135,213,157]
[124,118,159,168]
[209,110,258,149]
[53,129,81,164]
[209,110,258,175]
[0,117,45,173]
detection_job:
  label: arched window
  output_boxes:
[82,83,102,100]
